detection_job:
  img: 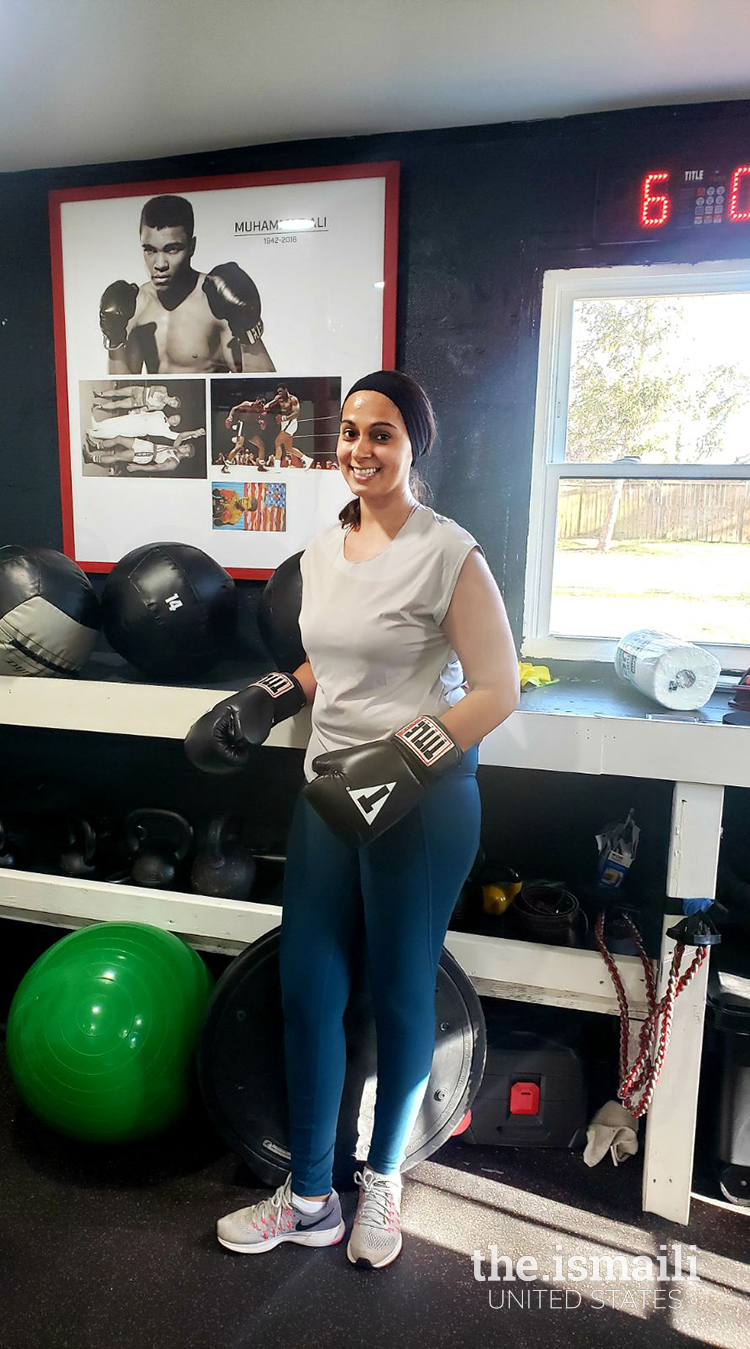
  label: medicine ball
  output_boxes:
[101,542,237,678]
[257,550,304,671]
[0,546,100,677]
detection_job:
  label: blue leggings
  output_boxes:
[279,746,481,1196]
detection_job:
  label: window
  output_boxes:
[523,261,750,670]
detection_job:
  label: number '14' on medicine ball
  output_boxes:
[101,542,237,678]
[0,545,100,677]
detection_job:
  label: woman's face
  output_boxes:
[337,389,413,501]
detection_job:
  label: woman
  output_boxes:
[185,370,519,1269]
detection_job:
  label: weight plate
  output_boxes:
[197,926,486,1189]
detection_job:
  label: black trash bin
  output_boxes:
[708,968,750,1205]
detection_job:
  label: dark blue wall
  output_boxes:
[3,99,750,641]
[5,100,750,966]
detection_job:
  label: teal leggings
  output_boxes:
[279,746,481,1196]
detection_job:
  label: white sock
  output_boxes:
[292,1190,331,1213]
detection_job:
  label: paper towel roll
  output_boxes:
[614,629,721,710]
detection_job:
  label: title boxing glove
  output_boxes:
[303,714,462,847]
[184,672,306,774]
[203,263,264,345]
[99,280,139,350]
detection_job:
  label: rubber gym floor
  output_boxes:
[1,1035,748,1349]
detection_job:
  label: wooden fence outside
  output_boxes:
[558,479,750,545]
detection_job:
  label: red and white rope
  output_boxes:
[594,911,706,1119]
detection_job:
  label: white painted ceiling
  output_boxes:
[2,0,750,173]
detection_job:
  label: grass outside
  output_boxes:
[550,540,750,644]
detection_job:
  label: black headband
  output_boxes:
[343,371,432,459]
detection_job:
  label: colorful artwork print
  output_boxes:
[212,481,287,532]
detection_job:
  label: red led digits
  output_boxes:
[728,165,750,221]
[640,172,671,228]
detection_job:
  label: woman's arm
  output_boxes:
[437,549,520,753]
[291,658,317,705]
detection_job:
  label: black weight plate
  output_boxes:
[197,925,486,1190]
[718,1164,750,1206]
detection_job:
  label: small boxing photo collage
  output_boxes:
[79,379,208,479]
[78,375,342,534]
[210,375,341,534]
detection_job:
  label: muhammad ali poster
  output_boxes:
[49,162,399,577]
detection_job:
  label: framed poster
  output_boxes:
[49,162,399,578]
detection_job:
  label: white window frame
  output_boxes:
[523,259,750,670]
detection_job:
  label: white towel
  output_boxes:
[583,1100,639,1167]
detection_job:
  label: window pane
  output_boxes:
[566,294,750,465]
[551,478,750,644]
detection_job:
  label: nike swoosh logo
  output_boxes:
[296,1212,330,1231]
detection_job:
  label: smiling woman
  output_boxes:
[184,366,518,1266]
[336,368,436,535]
[299,371,515,750]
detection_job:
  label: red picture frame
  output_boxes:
[49,161,400,578]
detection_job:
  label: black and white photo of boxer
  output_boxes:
[83,435,198,474]
[91,384,181,413]
[78,379,207,479]
[98,194,276,376]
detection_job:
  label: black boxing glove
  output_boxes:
[185,672,306,774]
[203,263,264,345]
[99,280,138,350]
[303,714,462,846]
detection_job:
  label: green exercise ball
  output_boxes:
[6,922,213,1144]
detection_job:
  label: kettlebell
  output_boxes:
[125,808,193,889]
[191,816,256,901]
[0,821,16,869]
[59,817,97,878]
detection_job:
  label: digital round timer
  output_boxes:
[595,161,750,244]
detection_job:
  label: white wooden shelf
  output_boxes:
[1,669,747,785]
[0,666,744,1226]
[0,868,650,1018]
[0,673,311,748]
[482,702,750,786]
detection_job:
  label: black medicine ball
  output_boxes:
[101,542,237,678]
[257,550,304,671]
[0,546,100,677]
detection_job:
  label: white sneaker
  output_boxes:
[217,1173,346,1254]
[347,1166,403,1269]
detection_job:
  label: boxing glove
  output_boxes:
[185,672,306,774]
[203,263,264,344]
[99,280,138,350]
[303,714,462,846]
